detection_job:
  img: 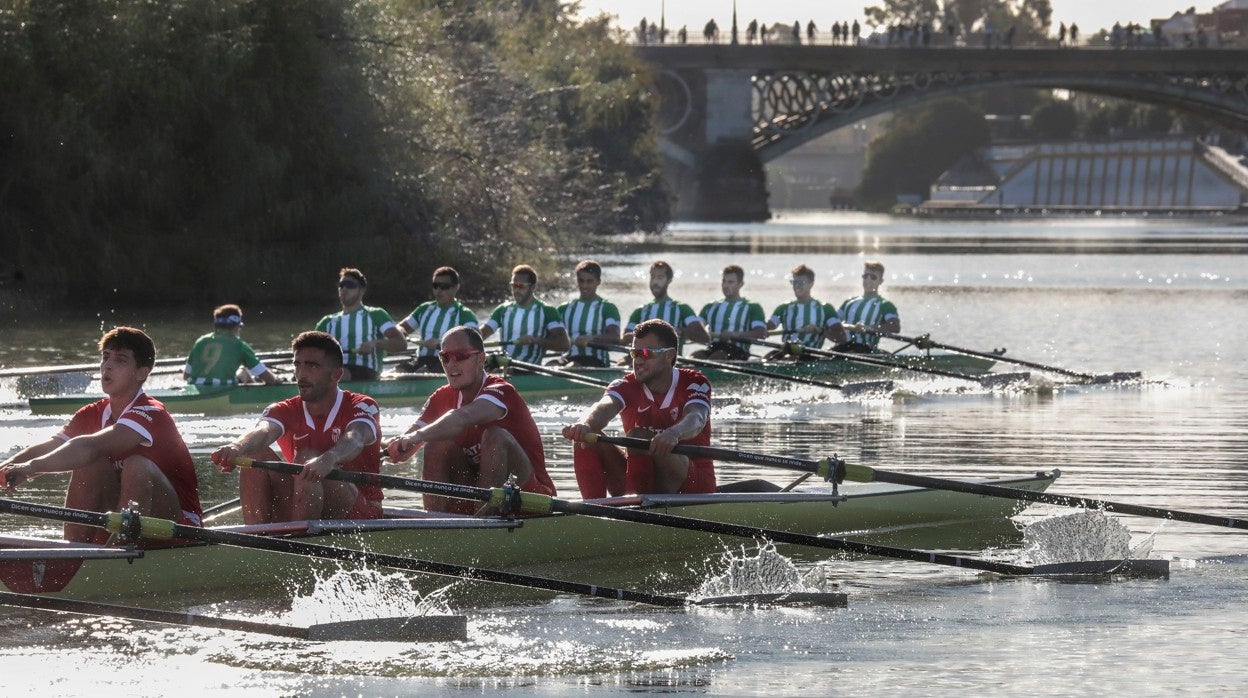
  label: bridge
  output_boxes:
[634,45,1248,220]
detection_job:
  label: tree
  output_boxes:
[865,0,1052,42]
[1030,100,1079,139]
[855,98,990,210]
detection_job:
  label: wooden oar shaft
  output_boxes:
[0,497,684,607]
[243,456,1037,576]
[751,339,985,382]
[872,330,1096,381]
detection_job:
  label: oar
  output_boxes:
[200,497,242,524]
[596,435,1245,533]
[0,497,719,608]
[490,355,613,389]
[0,350,294,378]
[585,343,892,395]
[676,354,894,396]
[233,458,1137,578]
[860,329,1141,384]
[749,339,1030,388]
[0,591,467,642]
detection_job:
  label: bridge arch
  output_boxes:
[635,45,1248,220]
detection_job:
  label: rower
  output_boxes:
[396,266,479,373]
[562,319,717,499]
[553,259,622,368]
[315,267,407,381]
[765,264,847,360]
[184,304,280,386]
[385,326,558,514]
[211,331,384,524]
[835,260,901,353]
[621,260,709,353]
[479,264,569,366]
[0,327,203,542]
[693,264,768,361]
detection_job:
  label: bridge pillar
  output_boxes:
[658,68,770,221]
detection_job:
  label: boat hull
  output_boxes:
[0,472,1053,603]
[27,352,996,415]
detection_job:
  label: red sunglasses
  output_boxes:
[438,349,481,364]
[629,347,675,360]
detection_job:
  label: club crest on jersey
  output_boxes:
[331,427,342,442]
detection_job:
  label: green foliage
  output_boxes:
[1030,100,1078,140]
[0,0,668,308]
[865,0,1052,41]
[854,98,989,211]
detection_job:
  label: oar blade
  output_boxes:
[838,379,894,397]
[694,591,848,608]
[1029,559,1170,579]
[1087,371,1144,385]
[978,371,1031,388]
[305,615,469,642]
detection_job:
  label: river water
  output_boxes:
[1,212,1245,695]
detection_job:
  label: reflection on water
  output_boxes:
[2,214,1247,692]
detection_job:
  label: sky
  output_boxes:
[572,1,1209,37]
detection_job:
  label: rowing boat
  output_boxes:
[25,351,995,415]
[0,470,1055,602]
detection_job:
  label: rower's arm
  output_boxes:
[683,320,710,345]
[19,426,144,478]
[666,402,708,442]
[544,327,571,353]
[881,316,901,333]
[564,395,623,438]
[378,326,408,354]
[409,398,505,445]
[825,322,848,344]
[0,436,62,473]
[212,420,283,471]
[300,421,376,480]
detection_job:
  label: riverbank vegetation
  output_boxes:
[0,0,669,308]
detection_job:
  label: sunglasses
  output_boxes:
[438,349,481,364]
[431,282,455,291]
[862,273,880,280]
[511,282,532,290]
[789,277,810,287]
[629,346,675,360]
[338,279,362,289]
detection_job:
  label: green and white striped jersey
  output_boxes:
[769,299,841,349]
[700,298,766,351]
[626,298,701,350]
[486,299,564,364]
[837,295,899,348]
[558,297,620,364]
[402,301,479,357]
[315,305,398,375]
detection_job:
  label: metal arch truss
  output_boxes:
[752,69,1248,155]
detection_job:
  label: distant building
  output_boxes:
[922,138,1248,214]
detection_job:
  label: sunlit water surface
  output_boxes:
[1,213,1246,695]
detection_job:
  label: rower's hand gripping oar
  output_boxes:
[853,328,1142,385]
[590,434,1245,533]
[233,457,1147,578]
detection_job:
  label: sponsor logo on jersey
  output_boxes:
[355,402,379,416]
[688,382,711,394]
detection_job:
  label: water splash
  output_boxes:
[1017,510,1144,565]
[282,567,456,626]
[692,541,832,598]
